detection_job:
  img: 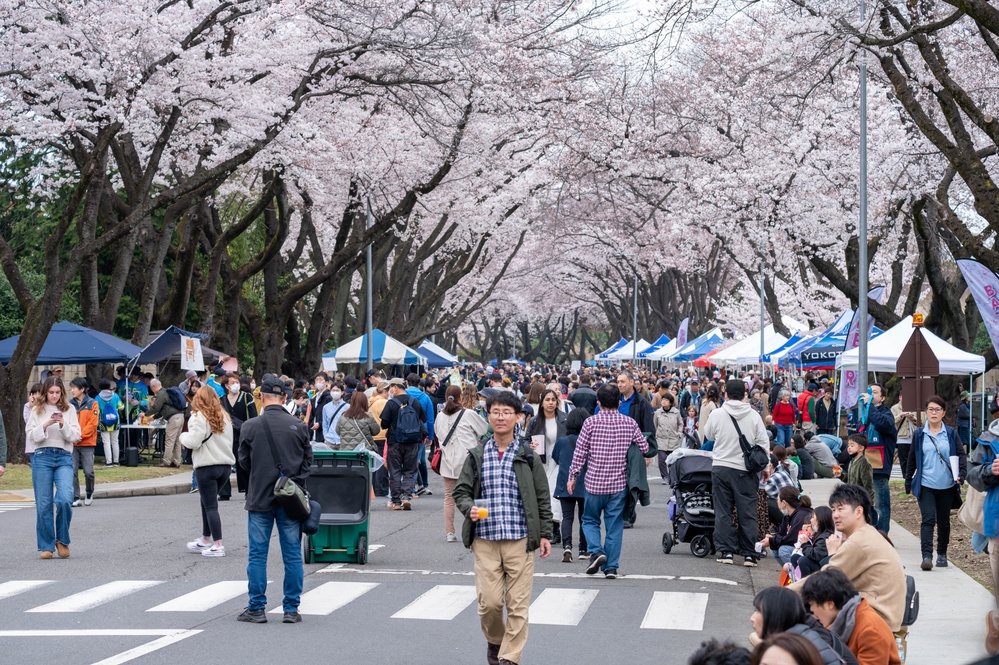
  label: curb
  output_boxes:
[92,483,193,499]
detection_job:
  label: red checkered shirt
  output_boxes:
[569,409,649,495]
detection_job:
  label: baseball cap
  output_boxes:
[808,382,819,391]
[260,377,291,396]
[386,378,406,387]
[366,368,382,378]
[185,369,198,379]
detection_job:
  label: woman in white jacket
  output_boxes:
[26,376,81,559]
[180,386,235,557]
[434,385,488,543]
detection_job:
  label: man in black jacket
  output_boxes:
[308,371,332,443]
[859,383,897,533]
[568,374,598,413]
[237,377,312,624]
[380,378,427,511]
[602,371,657,528]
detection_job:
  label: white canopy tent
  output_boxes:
[322,329,427,369]
[712,318,809,365]
[643,338,679,361]
[836,318,985,375]
[605,338,653,361]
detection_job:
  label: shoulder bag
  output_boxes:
[431,409,465,475]
[729,414,769,474]
[929,431,963,510]
[261,416,311,521]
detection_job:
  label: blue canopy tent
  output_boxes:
[759,333,805,363]
[638,334,671,358]
[416,340,460,368]
[798,328,884,371]
[777,335,822,367]
[0,321,143,365]
[595,337,628,359]
[323,329,426,366]
[137,326,212,364]
[669,327,726,362]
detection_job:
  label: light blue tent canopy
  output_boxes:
[595,337,628,359]
[323,329,426,365]
[638,334,671,358]
[668,327,726,362]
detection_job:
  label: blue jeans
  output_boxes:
[771,544,795,566]
[776,425,793,447]
[414,441,428,489]
[31,447,74,552]
[247,507,304,613]
[873,476,891,533]
[581,490,626,572]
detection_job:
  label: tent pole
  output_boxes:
[365,195,374,372]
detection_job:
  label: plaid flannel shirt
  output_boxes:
[476,438,528,541]
[569,409,648,495]
[764,463,796,499]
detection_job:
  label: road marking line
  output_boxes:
[146,581,248,612]
[640,591,709,631]
[0,580,54,600]
[369,544,385,552]
[529,588,599,626]
[26,581,163,613]
[269,581,378,615]
[0,629,202,665]
[317,566,738,586]
[391,584,477,620]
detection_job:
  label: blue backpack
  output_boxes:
[393,397,425,444]
[99,397,119,427]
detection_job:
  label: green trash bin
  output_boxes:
[302,448,372,565]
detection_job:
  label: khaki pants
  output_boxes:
[472,538,534,664]
[162,414,185,465]
[443,477,458,535]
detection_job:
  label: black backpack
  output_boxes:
[901,574,919,626]
[393,397,425,444]
[166,386,187,411]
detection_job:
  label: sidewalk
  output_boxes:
[803,478,993,665]
[6,470,197,501]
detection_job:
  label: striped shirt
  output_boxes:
[476,438,528,541]
[569,409,648,495]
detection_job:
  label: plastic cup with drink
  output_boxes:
[474,499,489,520]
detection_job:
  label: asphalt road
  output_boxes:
[0,473,763,665]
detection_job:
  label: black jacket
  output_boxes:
[626,391,657,438]
[772,505,813,549]
[380,394,427,444]
[813,397,838,433]
[238,405,312,512]
[308,389,332,442]
[568,386,597,414]
[863,403,898,479]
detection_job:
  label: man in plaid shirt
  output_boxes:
[568,384,648,578]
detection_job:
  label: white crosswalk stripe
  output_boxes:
[0,502,34,513]
[2,579,714,631]
[26,581,163,613]
[640,591,709,631]
[147,581,248,613]
[392,584,478,621]
[269,581,378,616]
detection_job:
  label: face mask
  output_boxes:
[250,383,256,391]
[228,384,240,395]
[330,391,342,402]
[315,382,325,391]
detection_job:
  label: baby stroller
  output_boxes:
[662,449,715,558]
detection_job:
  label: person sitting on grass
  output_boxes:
[801,568,900,665]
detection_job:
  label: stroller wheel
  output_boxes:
[662,532,674,554]
[691,534,711,558]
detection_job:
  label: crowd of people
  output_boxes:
[1,356,994,664]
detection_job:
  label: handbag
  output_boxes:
[959,485,985,532]
[431,409,465,475]
[929,434,963,511]
[261,417,311,521]
[730,414,769,473]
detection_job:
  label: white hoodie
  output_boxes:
[179,411,236,469]
[703,399,770,472]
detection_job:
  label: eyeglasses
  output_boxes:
[926,407,944,413]
[489,410,517,418]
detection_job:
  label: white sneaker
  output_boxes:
[187,539,211,553]
[446,533,458,543]
[71,499,82,507]
[202,545,225,557]
[84,495,93,506]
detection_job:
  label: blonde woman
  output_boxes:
[180,386,235,557]
[26,376,81,559]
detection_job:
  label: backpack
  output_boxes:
[166,386,187,411]
[99,397,119,427]
[393,397,425,444]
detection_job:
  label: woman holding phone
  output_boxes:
[26,376,81,559]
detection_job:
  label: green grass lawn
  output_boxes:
[0,463,186,491]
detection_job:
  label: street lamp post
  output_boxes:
[365,195,374,372]
[857,0,869,398]
[632,273,638,365]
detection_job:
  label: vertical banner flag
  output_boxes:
[840,286,886,409]
[676,318,689,349]
[180,336,205,371]
[957,258,999,357]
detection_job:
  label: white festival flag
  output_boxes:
[958,258,999,357]
[840,286,886,409]
[180,336,205,371]
[676,318,689,348]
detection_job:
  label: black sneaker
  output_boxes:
[936,555,948,568]
[282,611,302,623]
[237,608,267,623]
[622,521,634,529]
[716,553,734,564]
[743,556,758,568]
[586,553,607,575]
[562,549,573,563]
[604,569,618,580]
[921,557,933,571]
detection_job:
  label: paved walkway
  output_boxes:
[803,478,993,665]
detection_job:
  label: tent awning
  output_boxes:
[643,338,679,361]
[0,321,143,365]
[324,329,427,365]
[836,318,985,375]
[606,338,653,360]
[669,327,726,362]
[638,334,671,358]
[595,337,628,359]
[417,340,460,368]
[139,326,215,365]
